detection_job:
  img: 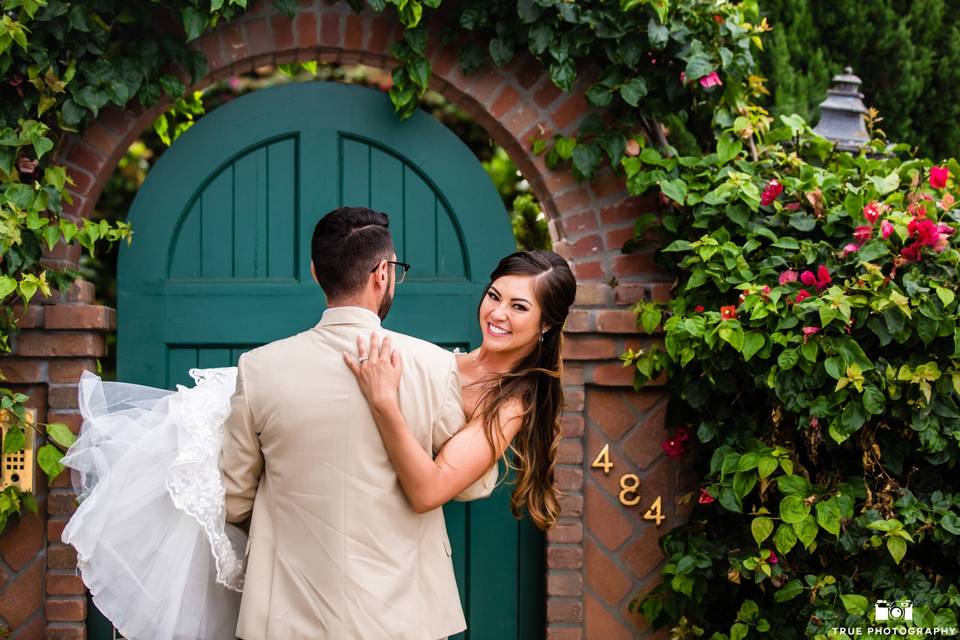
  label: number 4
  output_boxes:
[643,496,665,526]
[591,443,613,474]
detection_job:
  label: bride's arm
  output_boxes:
[344,334,522,513]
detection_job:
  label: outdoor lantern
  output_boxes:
[812,66,870,151]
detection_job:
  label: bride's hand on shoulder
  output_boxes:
[343,332,403,410]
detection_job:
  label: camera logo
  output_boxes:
[875,599,913,622]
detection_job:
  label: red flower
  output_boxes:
[908,201,929,218]
[802,326,821,336]
[908,217,940,247]
[760,179,783,206]
[720,305,738,320]
[698,488,715,504]
[881,219,894,239]
[853,225,873,243]
[694,305,705,313]
[863,201,881,224]
[900,242,922,262]
[767,550,779,564]
[794,289,811,303]
[784,202,801,211]
[662,426,690,458]
[778,269,798,285]
[699,71,723,88]
[929,166,949,189]
[713,14,724,24]
[800,265,831,291]
[841,243,860,256]
[761,285,771,297]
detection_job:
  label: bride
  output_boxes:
[61,248,576,639]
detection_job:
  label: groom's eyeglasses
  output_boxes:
[372,260,411,284]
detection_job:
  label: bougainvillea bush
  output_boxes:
[623,115,960,638]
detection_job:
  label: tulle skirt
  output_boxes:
[61,369,246,640]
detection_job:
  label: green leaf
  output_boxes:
[862,386,886,415]
[181,7,207,41]
[840,402,866,435]
[774,579,804,603]
[640,306,661,333]
[36,443,65,482]
[43,224,61,251]
[619,77,647,106]
[660,179,687,205]
[733,470,757,500]
[741,333,764,361]
[730,623,748,640]
[758,457,778,479]
[867,518,900,532]
[2,427,24,454]
[869,171,900,195]
[719,321,745,351]
[647,18,668,48]
[777,349,799,370]
[0,275,17,299]
[840,594,869,616]
[489,37,514,67]
[773,523,797,555]
[751,517,774,545]
[46,423,77,449]
[815,498,842,536]
[794,514,818,548]
[936,286,955,306]
[779,495,810,524]
[887,536,907,564]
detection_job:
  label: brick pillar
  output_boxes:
[0,280,115,640]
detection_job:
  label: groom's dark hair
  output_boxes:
[311,206,394,300]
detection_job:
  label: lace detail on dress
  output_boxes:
[164,367,246,592]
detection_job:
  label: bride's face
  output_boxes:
[478,274,544,357]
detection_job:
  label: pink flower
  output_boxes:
[694,305,705,313]
[908,202,929,218]
[761,285,771,297]
[929,166,949,189]
[720,305,738,320]
[794,289,811,303]
[625,139,641,157]
[760,179,784,206]
[841,243,860,256]
[853,225,873,243]
[863,202,881,224]
[802,326,821,336]
[767,551,779,564]
[909,217,940,247]
[800,265,830,291]
[698,488,715,504]
[784,202,801,211]
[940,193,955,210]
[901,242,922,262]
[662,426,690,458]
[699,71,723,88]
[779,270,798,285]
[679,71,688,85]
[881,220,895,239]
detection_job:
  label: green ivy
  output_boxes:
[622,113,960,636]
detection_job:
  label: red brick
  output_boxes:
[37,279,95,305]
[0,359,44,383]
[590,170,628,199]
[613,282,672,306]
[552,93,589,131]
[367,16,393,54]
[64,165,93,193]
[48,384,79,409]
[564,388,584,412]
[546,628,583,640]
[47,492,77,516]
[490,85,520,119]
[547,545,583,570]
[599,197,648,225]
[42,242,82,264]
[558,492,583,517]
[320,13,341,47]
[547,597,583,623]
[295,11,318,48]
[558,439,583,466]
[99,105,135,133]
[49,359,97,384]
[244,18,273,57]
[0,559,42,628]
[564,309,592,333]
[12,305,43,328]
[596,310,639,334]
[344,14,363,49]
[561,415,584,438]
[571,260,603,281]
[585,482,633,550]
[548,572,583,596]
[44,305,115,330]
[605,226,636,251]
[562,211,599,235]
[535,79,564,109]
[46,573,85,596]
[11,613,43,640]
[50,470,72,488]
[65,142,105,176]
[515,56,542,90]
[587,389,638,440]
[221,23,247,62]
[46,597,86,622]
[0,513,43,571]
[624,525,665,580]
[612,252,657,278]
[13,332,106,358]
[585,538,632,606]
[555,189,592,216]
[548,521,583,544]
[46,544,78,570]
[573,283,610,306]
[562,336,617,361]
[46,624,86,639]
[584,593,634,640]
[562,364,584,386]
[585,427,626,498]
[591,362,635,387]
[568,233,602,259]
[47,518,67,542]
[48,412,82,435]
[82,121,119,158]
[271,14,295,49]
[623,400,668,470]
[555,466,583,492]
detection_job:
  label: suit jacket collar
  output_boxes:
[317,306,382,328]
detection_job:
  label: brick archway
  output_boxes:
[1,2,693,639]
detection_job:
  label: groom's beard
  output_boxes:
[377,289,393,320]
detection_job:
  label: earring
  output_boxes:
[539,333,544,342]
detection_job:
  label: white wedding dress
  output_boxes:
[61,368,247,640]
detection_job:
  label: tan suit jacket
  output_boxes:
[221,306,496,640]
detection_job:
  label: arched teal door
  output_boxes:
[115,82,544,639]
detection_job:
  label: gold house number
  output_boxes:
[591,443,666,526]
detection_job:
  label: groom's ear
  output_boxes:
[309,261,319,285]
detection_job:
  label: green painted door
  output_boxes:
[114,82,544,639]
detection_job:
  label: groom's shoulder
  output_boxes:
[384,330,454,369]
[237,331,312,366]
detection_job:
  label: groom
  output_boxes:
[221,206,496,640]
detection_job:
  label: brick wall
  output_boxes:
[0,1,693,637]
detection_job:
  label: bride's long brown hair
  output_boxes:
[474,251,576,531]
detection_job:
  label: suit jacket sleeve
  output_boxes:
[432,356,498,502]
[222,355,264,523]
